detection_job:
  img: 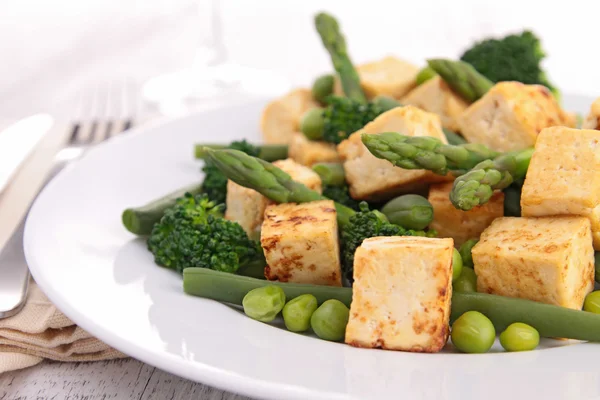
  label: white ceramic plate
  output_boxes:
[24,94,600,400]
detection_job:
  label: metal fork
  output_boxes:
[0,80,137,318]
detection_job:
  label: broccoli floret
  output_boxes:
[323,184,360,211]
[322,96,384,144]
[147,193,260,273]
[460,30,559,98]
[201,140,261,206]
[340,202,436,283]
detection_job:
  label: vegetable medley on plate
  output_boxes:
[122,12,600,354]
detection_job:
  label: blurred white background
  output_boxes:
[1,0,597,120]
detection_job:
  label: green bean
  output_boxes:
[453,267,477,293]
[310,299,349,341]
[451,311,496,353]
[282,294,318,332]
[499,322,539,352]
[300,108,325,140]
[122,183,204,236]
[242,286,286,322]
[459,239,479,268]
[442,128,467,145]
[312,163,346,186]
[584,291,600,314]
[312,74,335,104]
[452,248,463,282]
[380,194,434,230]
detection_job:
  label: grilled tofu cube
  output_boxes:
[288,132,340,166]
[472,216,595,310]
[225,159,322,238]
[521,127,600,249]
[583,97,600,130]
[337,106,452,201]
[428,182,504,247]
[260,200,342,286]
[401,76,470,131]
[261,88,320,144]
[333,56,419,100]
[458,82,576,152]
[345,236,453,352]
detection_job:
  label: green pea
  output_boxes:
[459,239,479,268]
[584,291,600,314]
[453,267,477,293]
[415,66,437,85]
[452,248,463,282]
[451,311,496,353]
[300,108,325,140]
[499,322,540,352]
[594,252,600,284]
[242,285,286,322]
[310,299,349,341]
[282,294,318,332]
[312,74,335,104]
[372,95,401,112]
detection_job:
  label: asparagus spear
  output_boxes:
[450,148,534,211]
[312,162,346,186]
[195,144,288,162]
[427,59,494,103]
[361,132,500,175]
[315,12,367,103]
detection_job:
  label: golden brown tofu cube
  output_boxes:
[521,127,600,249]
[345,236,453,352]
[428,182,504,247]
[458,82,576,152]
[261,200,342,286]
[337,106,452,201]
[583,97,600,130]
[472,216,595,310]
[225,159,322,239]
[261,88,320,144]
[333,56,419,100]
[401,76,470,131]
[288,132,340,166]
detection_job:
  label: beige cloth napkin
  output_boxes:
[0,280,128,374]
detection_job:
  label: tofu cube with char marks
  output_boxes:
[521,127,600,249]
[428,182,504,247]
[458,82,576,152]
[225,158,322,239]
[288,132,340,166]
[472,216,594,310]
[261,88,320,144]
[345,236,454,353]
[401,76,470,132]
[337,106,452,201]
[261,200,342,286]
[583,97,600,130]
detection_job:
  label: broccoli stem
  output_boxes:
[312,162,346,186]
[195,144,288,162]
[202,148,356,227]
[122,182,204,236]
[314,13,367,103]
[427,59,494,103]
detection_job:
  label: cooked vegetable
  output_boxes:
[322,184,360,211]
[314,12,366,103]
[147,193,261,274]
[282,294,318,332]
[452,248,463,282]
[450,148,534,211]
[460,30,560,100]
[242,286,286,322]
[310,299,350,341]
[312,74,335,103]
[300,108,326,140]
[596,252,600,284]
[584,291,600,314]
[380,194,434,230]
[427,59,494,103]
[195,143,288,162]
[184,268,600,342]
[361,132,499,175]
[122,182,204,236]
[503,185,522,217]
[499,322,540,352]
[451,311,496,353]
[453,267,477,293]
[416,66,437,85]
[312,162,346,186]
[321,96,384,144]
[459,239,479,268]
[442,128,467,145]
[371,95,401,112]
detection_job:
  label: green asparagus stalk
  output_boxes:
[315,12,367,103]
[442,128,467,145]
[202,148,356,227]
[195,144,288,162]
[312,162,346,186]
[361,132,500,175]
[427,59,494,103]
[449,148,534,211]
